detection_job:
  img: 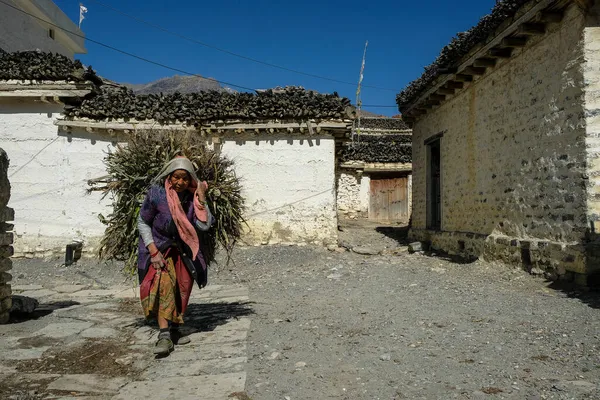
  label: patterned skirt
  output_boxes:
[139,247,193,324]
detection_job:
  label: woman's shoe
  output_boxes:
[171,328,191,345]
[153,333,174,355]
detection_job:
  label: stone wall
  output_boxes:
[0,148,13,323]
[410,4,591,283]
[336,169,369,218]
[583,2,600,284]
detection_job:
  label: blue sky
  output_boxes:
[53,0,497,116]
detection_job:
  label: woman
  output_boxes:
[137,156,214,356]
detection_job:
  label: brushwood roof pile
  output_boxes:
[340,134,412,164]
[360,117,410,131]
[63,86,353,125]
[0,50,99,83]
[396,0,531,112]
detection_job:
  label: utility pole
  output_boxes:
[353,40,368,146]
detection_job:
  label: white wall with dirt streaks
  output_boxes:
[220,135,337,245]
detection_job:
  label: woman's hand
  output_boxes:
[150,251,165,270]
[148,244,165,270]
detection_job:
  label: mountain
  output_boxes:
[123,74,224,95]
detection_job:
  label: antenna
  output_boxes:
[353,40,368,146]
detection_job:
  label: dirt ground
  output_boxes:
[7,219,600,400]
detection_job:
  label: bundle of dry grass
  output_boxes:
[88,130,245,274]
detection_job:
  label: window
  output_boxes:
[48,28,55,40]
[425,134,443,230]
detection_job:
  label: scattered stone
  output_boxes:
[295,361,307,368]
[115,355,134,366]
[352,246,380,255]
[268,352,280,360]
[327,273,343,280]
[380,354,391,361]
[10,295,39,314]
[408,242,424,253]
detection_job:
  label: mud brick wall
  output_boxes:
[0,148,13,323]
[410,5,593,283]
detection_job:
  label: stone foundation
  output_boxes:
[0,148,13,323]
[410,228,590,285]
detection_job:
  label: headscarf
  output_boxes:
[156,156,207,259]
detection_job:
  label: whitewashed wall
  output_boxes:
[220,135,337,245]
[1,110,339,255]
[0,101,115,257]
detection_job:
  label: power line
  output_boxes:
[0,0,256,91]
[84,0,400,93]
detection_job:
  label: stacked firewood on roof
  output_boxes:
[64,86,353,125]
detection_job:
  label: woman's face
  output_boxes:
[170,169,191,193]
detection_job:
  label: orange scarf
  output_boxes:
[164,178,208,259]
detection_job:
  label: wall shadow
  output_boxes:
[8,299,80,324]
[375,225,411,245]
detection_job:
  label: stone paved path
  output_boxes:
[0,283,253,399]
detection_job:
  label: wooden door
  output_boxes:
[369,175,409,222]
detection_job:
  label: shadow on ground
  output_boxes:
[184,301,255,333]
[375,226,411,246]
[8,300,80,324]
[546,280,600,309]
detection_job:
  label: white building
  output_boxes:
[0,53,354,256]
[0,0,86,58]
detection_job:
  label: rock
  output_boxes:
[408,242,424,253]
[327,273,343,280]
[268,352,280,360]
[10,295,39,314]
[352,246,379,255]
[380,353,391,361]
[295,361,307,368]
[115,355,134,366]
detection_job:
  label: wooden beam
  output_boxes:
[473,58,496,68]
[429,94,446,101]
[454,74,473,82]
[439,67,458,74]
[464,66,486,76]
[502,36,528,47]
[437,87,456,95]
[489,47,513,58]
[538,11,563,23]
[446,81,464,89]
[518,22,546,35]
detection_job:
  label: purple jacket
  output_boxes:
[137,184,212,286]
